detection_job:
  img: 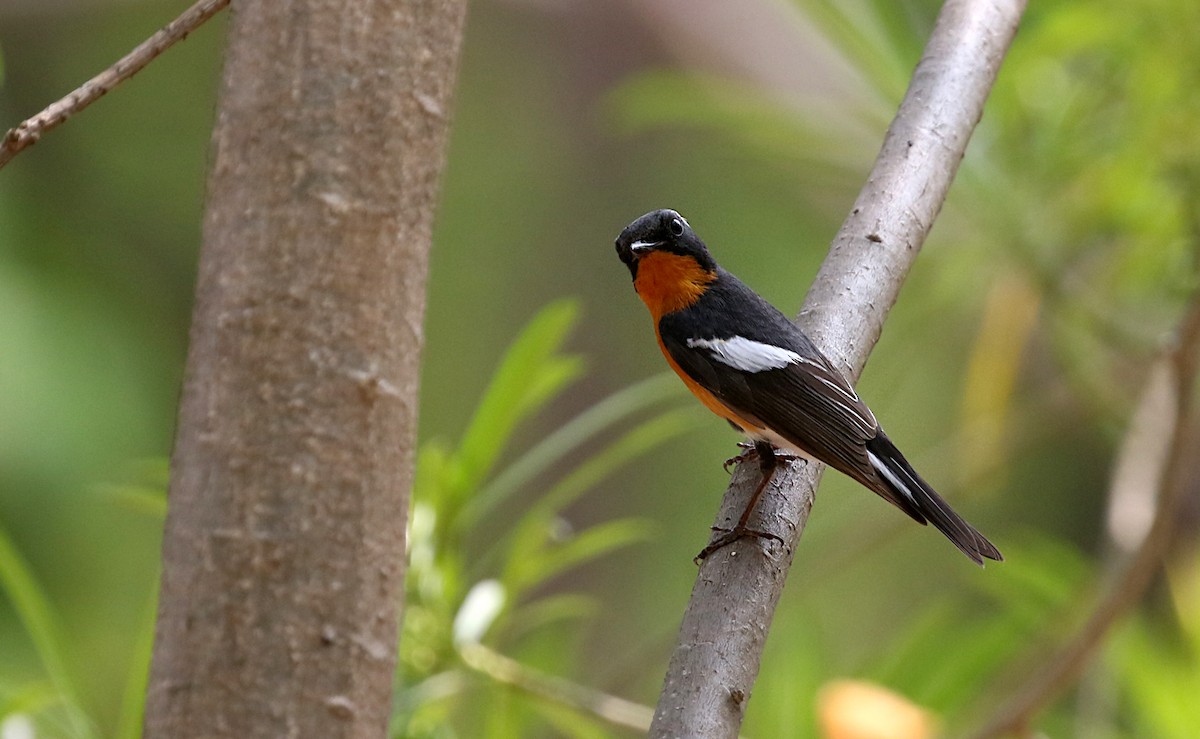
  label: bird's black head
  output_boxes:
[614,209,716,279]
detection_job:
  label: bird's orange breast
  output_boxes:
[634,252,763,433]
[633,251,716,320]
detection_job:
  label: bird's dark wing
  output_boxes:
[664,328,943,522]
[660,326,880,486]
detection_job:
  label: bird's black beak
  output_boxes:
[629,240,660,255]
[615,235,659,267]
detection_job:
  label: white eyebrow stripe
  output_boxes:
[686,336,803,373]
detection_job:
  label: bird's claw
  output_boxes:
[722,442,757,473]
[693,525,785,564]
[722,443,800,473]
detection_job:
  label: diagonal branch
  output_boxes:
[649,1,1027,736]
[0,0,230,171]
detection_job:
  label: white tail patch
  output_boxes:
[868,450,915,502]
[687,336,804,373]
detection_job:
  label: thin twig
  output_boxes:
[649,1,1027,737]
[459,643,656,734]
[973,294,1200,739]
[0,0,230,170]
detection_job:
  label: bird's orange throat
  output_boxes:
[633,251,716,320]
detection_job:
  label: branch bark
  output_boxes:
[143,0,467,736]
[0,0,230,171]
[649,1,1027,736]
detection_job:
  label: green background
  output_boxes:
[2,0,1198,736]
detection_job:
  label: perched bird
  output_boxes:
[614,208,1001,565]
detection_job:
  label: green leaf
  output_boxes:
[112,588,159,739]
[506,594,597,643]
[0,525,74,704]
[448,300,583,507]
[507,519,655,594]
[482,407,698,574]
[461,372,684,530]
[0,681,57,722]
[528,407,699,519]
[0,523,94,738]
[412,441,451,505]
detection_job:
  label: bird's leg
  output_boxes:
[697,440,793,563]
[723,440,800,473]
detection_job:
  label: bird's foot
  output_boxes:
[693,525,785,564]
[723,442,757,473]
[722,443,801,473]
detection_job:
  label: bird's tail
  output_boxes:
[864,432,1002,565]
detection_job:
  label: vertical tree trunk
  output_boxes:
[144,1,467,736]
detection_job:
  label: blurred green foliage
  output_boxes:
[1111,561,1200,737]
[396,301,692,736]
[2,0,1199,736]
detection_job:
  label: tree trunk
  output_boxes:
[144,0,467,736]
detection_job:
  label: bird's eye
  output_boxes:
[669,218,685,237]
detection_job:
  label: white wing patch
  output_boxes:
[686,336,804,373]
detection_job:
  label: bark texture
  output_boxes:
[144,0,467,736]
[649,0,1027,736]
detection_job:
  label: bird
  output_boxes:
[614,208,1002,565]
